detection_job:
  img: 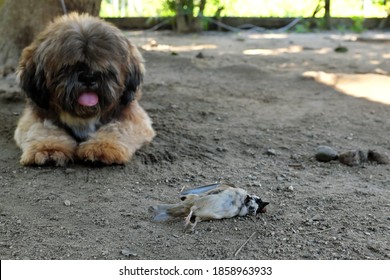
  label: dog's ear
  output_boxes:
[17,46,50,109]
[120,43,145,106]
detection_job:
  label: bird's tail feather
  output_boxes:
[149,203,190,222]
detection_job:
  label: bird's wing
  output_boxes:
[180,183,221,197]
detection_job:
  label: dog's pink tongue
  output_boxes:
[78,92,99,107]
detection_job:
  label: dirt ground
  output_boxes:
[0,31,389,260]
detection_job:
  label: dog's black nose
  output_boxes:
[78,73,97,87]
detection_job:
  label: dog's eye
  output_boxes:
[244,195,252,205]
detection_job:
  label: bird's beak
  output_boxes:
[257,201,269,214]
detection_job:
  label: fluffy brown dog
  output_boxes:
[14,13,155,166]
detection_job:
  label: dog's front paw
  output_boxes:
[76,140,130,165]
[20,142,75,166]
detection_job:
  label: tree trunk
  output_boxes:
[324,0,331,29]
[0,0,101,75]
[175,0,204,33]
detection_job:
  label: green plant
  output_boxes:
[161,0,222,32]
[316,17,329,29]
[294,21,311,33]
[351,16,365,33]
[335,22,347,33]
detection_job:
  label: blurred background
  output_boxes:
[100,0,389,18]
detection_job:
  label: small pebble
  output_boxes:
[216,147,227,152]
[148,39,158,47]
[64,200,71,206]
[338,150,367,166]
[195,52,205,59]
[315,145,338,162]
[65,168,76,174]
[334,46,348,53]
[310,214,324,221]
[121,248,137,257]
[265,148,277,156]
[287,185,294,192]
[367,150,389,164]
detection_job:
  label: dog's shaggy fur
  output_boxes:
[14,13,155,166]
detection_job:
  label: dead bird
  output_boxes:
[149,183,269,231]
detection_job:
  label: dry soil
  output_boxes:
[0,31,389,260]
